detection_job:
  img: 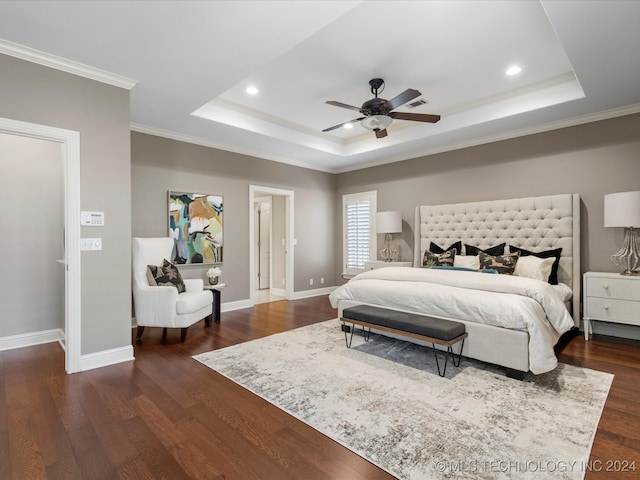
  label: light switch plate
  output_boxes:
[80,238,102,251]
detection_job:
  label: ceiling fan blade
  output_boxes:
[382,89,421,110]
[325,100,363,112]
[389,112,441,123]
[322,117,365,132]
[375,128,388,139]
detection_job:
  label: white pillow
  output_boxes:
[514,255,555,282]
[454,255,480,270]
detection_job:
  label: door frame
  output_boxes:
[249,185,294,304]
[254,195,273,290]
[0,117,81,374]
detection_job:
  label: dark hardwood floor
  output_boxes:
[2,296,639,479]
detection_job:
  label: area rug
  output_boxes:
[194,319,613,480]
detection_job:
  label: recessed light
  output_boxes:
[506,65,522,76]
[246,86,259,95]
[344,123,353,129]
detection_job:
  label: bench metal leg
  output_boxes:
[433,338,465,377]
[342,322,371,348]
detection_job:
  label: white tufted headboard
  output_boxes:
[414,194,580,323]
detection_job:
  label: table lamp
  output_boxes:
[604,191,640,275]
[376,211,402,261]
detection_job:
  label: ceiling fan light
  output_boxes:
[361,115,392,131]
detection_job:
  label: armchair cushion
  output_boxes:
[146,259,186,293]
[176,291,213,315]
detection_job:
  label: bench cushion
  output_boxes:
[343,305,465,341]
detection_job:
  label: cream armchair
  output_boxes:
[132,237,213,342]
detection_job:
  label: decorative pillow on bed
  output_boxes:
[454,255,480,270]
[429,241,461,255]
[146,259,186,293]
[514,255,556,282]
[478,251,520,275]
[509,246,563,285]
[464,242,506,256]
[422,249,456,267]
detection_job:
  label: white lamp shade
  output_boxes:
[604,191,640,227]
[376,211,402,233]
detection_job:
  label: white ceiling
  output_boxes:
[1,0,639,173]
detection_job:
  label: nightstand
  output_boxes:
[363,261,413,270]
[583,272,640,340]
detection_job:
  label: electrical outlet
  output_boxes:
[282,278,285,286]
[321,277,324,284]
[309,278,314,286]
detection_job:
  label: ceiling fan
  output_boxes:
[323,78,441,139]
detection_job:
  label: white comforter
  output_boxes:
[329,267,575,374]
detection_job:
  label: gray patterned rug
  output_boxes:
[194,319,612,480]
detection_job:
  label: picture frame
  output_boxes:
[168,191,223,264]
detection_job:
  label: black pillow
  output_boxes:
[509,246,563,285]
[465,243,506,256]
[478,251,520,275]
[423,249,456,267]
[429,241,461,255]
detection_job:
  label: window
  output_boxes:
[343,191,377,276]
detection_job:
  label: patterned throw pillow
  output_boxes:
[465,243,506,256]
[429,241,461,255]
[423,249,456,267]
[146,259,186,293]
[478,251,520,275]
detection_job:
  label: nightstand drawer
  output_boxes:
[585,276,640,302]
[585,297,640,326]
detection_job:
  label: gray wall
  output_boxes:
[335,112,640,304]
[131,132,336,302]
[0,134,64,336]
[0,54,132,355]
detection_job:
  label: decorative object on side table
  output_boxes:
[376,211,402,262]
[604,191,640,275]
[206,266,222,285]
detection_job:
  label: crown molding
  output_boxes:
[335,102,640,173]
[130,123,336,174]
[0,39,137,90]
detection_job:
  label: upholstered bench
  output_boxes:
[341,305,468,377]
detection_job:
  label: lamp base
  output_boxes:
[611,227,640,275]
[379,233,399,262]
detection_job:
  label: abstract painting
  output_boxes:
[168,191,223,264]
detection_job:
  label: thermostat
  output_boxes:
[81,211,105,226]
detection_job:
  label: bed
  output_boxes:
[330,193,581,376]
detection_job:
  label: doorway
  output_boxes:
[249,186,294,305]
[0,117,81,373]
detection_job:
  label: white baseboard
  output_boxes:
[221,299,253,312]
[271,287,287,297]
[0,328,64,352]
[80,345,135,372]
[291,286,337,300]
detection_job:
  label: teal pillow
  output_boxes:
[427,265,476,272]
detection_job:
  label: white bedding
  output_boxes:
[329,267,575,374]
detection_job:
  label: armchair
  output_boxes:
[132,237,213,342]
